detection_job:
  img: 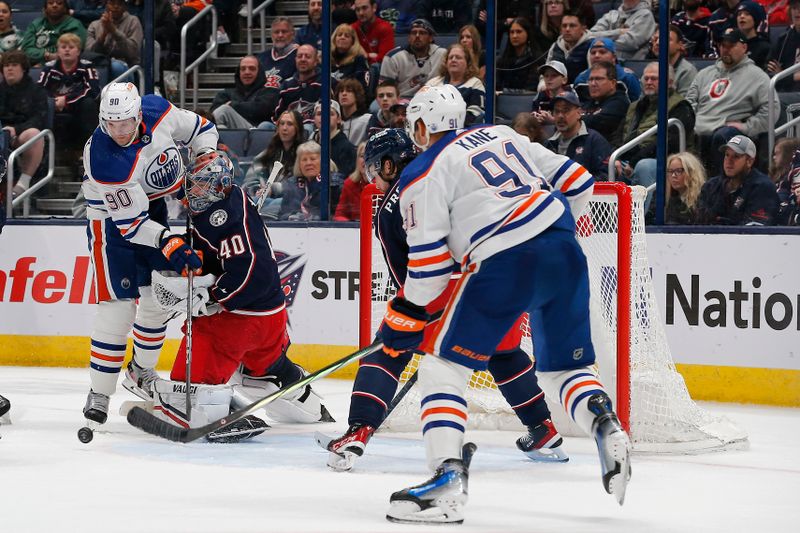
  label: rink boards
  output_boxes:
[0,222,798,406]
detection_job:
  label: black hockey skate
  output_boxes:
[386,443,477,525]
[589,393,632,505]
[318,423,376,471]
[122,358,160,400]
[516,419,569,462]
[0,394,10,418]
[83,390,110,424]
[206,415,269,443]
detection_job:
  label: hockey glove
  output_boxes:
[380,297,430,357]
[160,233,202,275]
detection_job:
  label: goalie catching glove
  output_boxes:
[151,270,221,317]
[380,297,430,357]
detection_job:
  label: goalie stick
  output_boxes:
[127,341,383,443]
[255,161,283,211]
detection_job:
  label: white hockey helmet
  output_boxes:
[404,85,466,149]
[99,82,142,147]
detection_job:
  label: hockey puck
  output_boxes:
[77,426,94,444]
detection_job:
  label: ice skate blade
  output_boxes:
[326,450,358,472]
[602,430,632,506]
[386,498,465,525]
[121,376,153,401]
[522,445,569,463]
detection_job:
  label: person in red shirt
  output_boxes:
[333,141,368,221]
[352,0,395,64]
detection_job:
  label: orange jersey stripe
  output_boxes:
[559,166,585,192]
[504,191,544,225]
[408,251,452,268]
[91,220,112,302]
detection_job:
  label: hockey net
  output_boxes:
[359,183,748,454]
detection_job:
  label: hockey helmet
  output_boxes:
[364,128,417,184]
[185,150,234,213]
[99,82,142,147]
[404,85,466,149]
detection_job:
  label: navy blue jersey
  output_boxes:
[375,179,407,290]
[192,185,285,314]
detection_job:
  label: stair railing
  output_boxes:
[245,0,280,56]
[6,129,56,218]
[180,4,218,109]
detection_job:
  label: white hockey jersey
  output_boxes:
[398,124,594,307]
[83,94,218,247]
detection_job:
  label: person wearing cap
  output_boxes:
[589,0,655,60]
[670,0,712,58]
[581,61,629,145]
[388,98,409,128]
[572,37,641,103]
[85,0,142,79]
[312,99,357,177]
[20,0,87,66]
[531,60,571,124]
[650,25,697,97]
[425,43,485,125]
[211,55,278,130]
[696,135,779,225]
[379,18,446,98]
[544,89,613,181]
[272,44,322,126]
[545,11,594,83]
[768,0,800,92]
[736,1,769,70]
[685,28,774,176]
[352,0,395,65]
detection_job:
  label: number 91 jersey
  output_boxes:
[83,94,218,248]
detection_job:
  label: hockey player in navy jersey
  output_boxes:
[380,86,631,524]
[147,150,333,441]
[81,83,214,426]
[322,128,567,471]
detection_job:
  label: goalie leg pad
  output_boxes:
[153,379,232,428]
[89,299,137,396]
[417,355,472,471]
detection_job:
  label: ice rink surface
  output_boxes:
[0,366,798,533]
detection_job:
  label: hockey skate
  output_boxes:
[589,393,632,506]
[516,419,569,462]
[83,390,110,424]
[386,443,477,525]
[318,423,376,471]
[206,415,269,443]
[122,358,160,400]
[0,394,10,424]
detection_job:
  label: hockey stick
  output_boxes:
[384,369,418,422]
[185,213,194,420]
[127,341,383,443]
[255,161,283,212]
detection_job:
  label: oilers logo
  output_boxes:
[144,147,183,190]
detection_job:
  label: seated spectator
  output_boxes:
[379,18,445,98]
[86,0,144,79]
[653,151,708,225]
[0,50,48,198]
[337,78,371,145]
[297,0,323,49]
[377,0,417,33]
[458,24,485,80]
[671,0,712,58]
[779,146,800,225]
[546,11,594,83]
[496,17,546,93]
[331,23,370,94]
[273,44,321,126]
[531,60,570,126]
[353,0,395,65]
[279,140,329,221]
[366,78,398,136]
[312,100,357,177]
[425,43,485,125]
[21,0,87,67]
[771,138,800,224]
[258,17,299,89]
[387,97,409,128]
[511,111,547,143]
[685,30,772,176]
[39,33,100,152]
[333,0,357,26]
[736,1,770,70]
[650,25,697,97]
[768,0,800,92]
[697,135,779,224]
[707,0,741,57]
[211,55,277,129]
[581,61,630,145]
[417,0,470,34]
[0,2,22,56]
[544,89,612,180]
[243,109,304,218]
[573,37,642,103]
[590,0,655,60]
[614,63,695,209]
[71,0,105,27]
[333,141,368,221]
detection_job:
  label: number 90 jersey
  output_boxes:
[397,124,595,307]
[83,94,218,248]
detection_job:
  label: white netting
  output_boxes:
[363,185,748,453]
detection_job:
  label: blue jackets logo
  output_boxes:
[145,147,183,190]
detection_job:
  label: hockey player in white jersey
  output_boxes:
[379,85,631,524]
[81,83,217,427]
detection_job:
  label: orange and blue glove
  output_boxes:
[160,233,202,276]
[380,297,430,357]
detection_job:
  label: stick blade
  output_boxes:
[127,406,192,443]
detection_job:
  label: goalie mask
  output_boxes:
[364,128,417,185]
[185,150,234,213]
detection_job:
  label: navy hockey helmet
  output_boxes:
[363,128,417,184]
[185,150,234,213]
